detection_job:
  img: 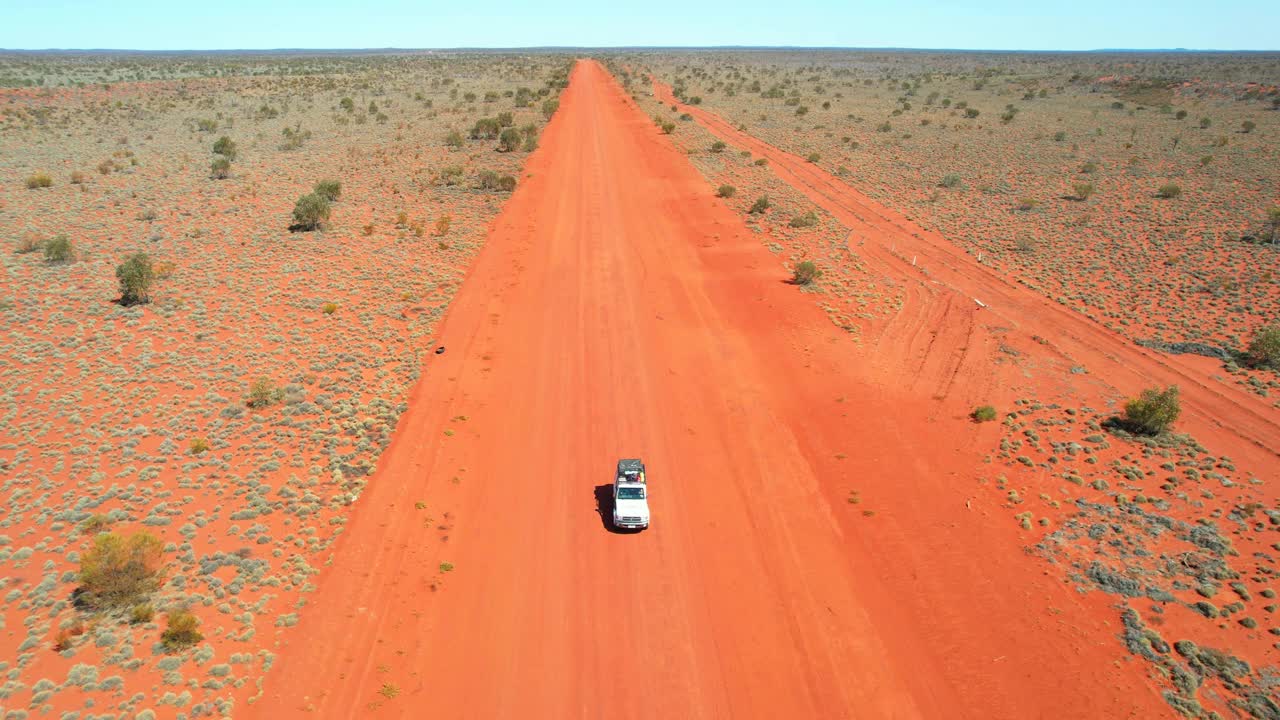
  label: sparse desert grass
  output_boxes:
[43,234,73,262]
[25,171,53,188]
[0,49,568,717]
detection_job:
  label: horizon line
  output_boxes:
[2,45,1279,55]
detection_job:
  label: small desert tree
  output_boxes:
[291,193,330,231]
[1122,385,1181,435]
[78,531,164,610]
[44,234,73,263]
[792,260,823,286]
[1245,325,1280,370]
[313,180,342,202]
[116,252,155,306]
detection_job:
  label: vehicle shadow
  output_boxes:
[593,483,639,534]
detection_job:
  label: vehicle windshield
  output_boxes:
[617,487,646,500]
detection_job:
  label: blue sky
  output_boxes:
[1,0,1275,51]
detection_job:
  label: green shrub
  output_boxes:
[160,611,203,653]
[444,129,465,148]
[477,170,516,192]
[1245,325,1280,370]
[313,180,342,202]
[1199,117,1211,129]
[470,118,500,140]
[939,174,962,188]
[339,97,354,112]
[212,136,237,160]
[78,532,164,610]
[972,405,997,422]
[789,211,819,228]
[1122,386,1181,435]
[116,252,155,306]
[1156,183,1182,199]
[964,108,980,118]
[1073,182,1095,201]
[791,260,822,286]
[660,120,676,134]
[710,141,726,153]
[44,234,73,263]
[541,98,559,118]
[25,172,52,189]
[196,118,218,132]
[498,127,522,152]
[291,193,330,231]
[748,196,770,214]
[247,377,283,409]
[1175,110,1188,120]
[715,185,736,198]
[210,156,231,179]
[496,111,514,128]
[1241,120,1256,133]
[806,152,821,163]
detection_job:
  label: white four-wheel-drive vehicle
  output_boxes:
[612,458,649,530]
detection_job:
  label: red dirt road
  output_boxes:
[250,61,1171,719]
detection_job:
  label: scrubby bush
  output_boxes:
[1175,110,1188,120]
[444,129,465,148]
[130,603,155,624]
[70,170,87,184]
[498,127,522,152]
[160,611,203,653]
[291,193,330,231]
[1014,237,1038,252]
[789,211,819,228]
[496,111,514,128]
[1199,117,1211,129]
[339,97,354,112]
[189,438,209,454]
[541,99,559,118]
[716,185,736,198]
[939,174,962,188]
[16,234,42,254]
[26,172,52,189]
[660,120,676,134]
[1122,386,1181,435]
[210,156,231,179]
[1241,120,1256,133]
[972,405,997,422]
[321,302,338,315]
[212,136,237,160]
[748,196,770,214]
[247,377,284,408]
[116,252,154,306]
[313,180,341,202]
[791,260,822,286]
[78,531,164,610]
[1244,325,1280,370]
[1073,182,1095,201]
[1156,183,1182,199]
[710,141,726,153]
[470,118,500,140]
[806,152,821,163]
[477,170,517,192]
[964,108,980,118]
[439,165,464,186]
[196,118,218,132]
[44,234,73,263]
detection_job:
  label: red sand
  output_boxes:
[248,60,1196,718]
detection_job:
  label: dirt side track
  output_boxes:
[249,60,1172,719]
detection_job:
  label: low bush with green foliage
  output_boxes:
[44,234,73,263]
[210,156,231,179]
[748,196,770,214]
[26,172,52,189]
[972,406,998,422]
[116,252,154,306]
[247,377,284,409]
[212,136,237,160]
[1121,386,1181,435]
[791,260,822,286]
[78,531,164,610]
[314,179,342,202]
[161,610,203,652]
[291,193,330,231]
[716,185,736,198]
[1245,325,1280,370]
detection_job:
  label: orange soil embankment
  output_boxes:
[249,60,1171,719]
[654,78,1280,479]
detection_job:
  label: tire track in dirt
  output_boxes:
[654,79,1279,477]
[247,61,1175,720]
